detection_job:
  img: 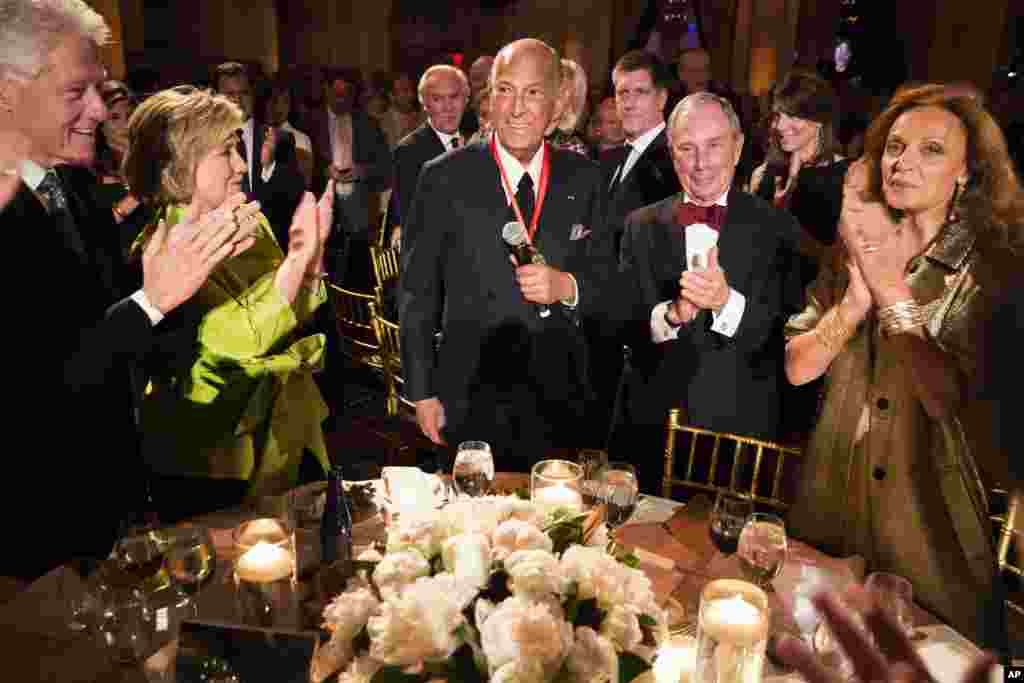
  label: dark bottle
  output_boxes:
[321,465,353,566]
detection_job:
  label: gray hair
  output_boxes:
[0,0,109,80]
[667,91,743,142]
[418,64,469,104]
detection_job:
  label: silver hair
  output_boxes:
[490,38,561,97]
[418,64,469,104]
[0,0,109,80]
[667,91,743,142]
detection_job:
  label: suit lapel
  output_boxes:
[534,148,570,268]
[716,189,757,292]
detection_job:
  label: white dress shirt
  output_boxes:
[430,124,462,151]
[494,135,578,307]
[650,189,745,342]
[621,121,666,180]
[20,159,163,325]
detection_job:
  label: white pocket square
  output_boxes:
[570,223,591,241]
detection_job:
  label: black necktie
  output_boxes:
[450,136,461,150]
[37,169,68,214]
[516,173,535,227]
[608,143,632,196]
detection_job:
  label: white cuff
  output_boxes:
[261,161,276,183]
[130,289,164,326]
[651,301,681,343]
[560,273,579,308]
[710,288,745,337]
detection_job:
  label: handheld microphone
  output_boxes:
[502,221,551,319]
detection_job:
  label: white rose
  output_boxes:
[386,515,443,559]
[566,626,618,683]
[560,545,617,602]
[480,596,572,680]
[367,574,467,668]
[322,586,379,641]
[439,497,505,537]
[496,497,546,528]
[492,519,554,562]
[442,532,492,591]
[490,659,548,683]
[372,549,431,600]
[336,654,383,683]
[600,604,643,652]
[311,632,354,683]
[504,549,565,599]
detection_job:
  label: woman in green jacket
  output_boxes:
[125,86,335,518]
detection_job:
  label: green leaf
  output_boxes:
[369,665,424,683]
[446,643,485,683]
[618,652,650,683]
[514,487,530,500]
[638,614,657,628]
[573,598,604,630]
[620,553,641,569]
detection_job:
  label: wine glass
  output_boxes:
[111,526,169,594]
[737,512,788,590]
[452,440,495,498]
[708,492,753,556]
[577,448,608,509]
[865,572,916,638]
[163,525,216,612]
[598,462,640,531]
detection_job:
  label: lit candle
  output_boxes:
[654,636,697,683]
[236,518,289,551]
[535,483,582,509]
[701,594,767,646]
[236,541,294,583]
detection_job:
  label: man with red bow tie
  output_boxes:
[618,92,804,492]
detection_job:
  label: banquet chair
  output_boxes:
[328,283,385,376]
[661,407,802,511]
[370,305,414,418]
[998,490,1024,615]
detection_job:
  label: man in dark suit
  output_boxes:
[0,0,254,578]
[215,62,305,249]
[607,51,681,250]
[399,38,615,469]
[619,92,803,493]
[306,70,391,288]
[389,65,470,251]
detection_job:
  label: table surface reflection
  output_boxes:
[0,474,945,682]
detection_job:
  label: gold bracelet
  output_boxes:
[878,300,926,337]
[814,305,852,353]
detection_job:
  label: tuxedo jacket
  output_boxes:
[606,128,680,252]
[307,108,392,197]
[250,122,305,249]
[4,165,160,577]
[391,122,446,228]
[619,190,804,439]
[398,141,615,434]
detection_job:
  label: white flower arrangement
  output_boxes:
[315,496,667,683]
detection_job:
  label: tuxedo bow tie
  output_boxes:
[675,200,726,231]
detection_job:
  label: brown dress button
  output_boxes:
[877,398,890,410]
[873,466,887,481]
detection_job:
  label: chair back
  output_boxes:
[662,407,802,511]
[998,489,1024,618]
[371,306,412,417]
[371,245,400,301]
[328,283,383,370]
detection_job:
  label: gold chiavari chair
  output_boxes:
[327,284,384,374]
[370,244,400,305]
[998,489,1024,617]
[661,407,802,511]
[370,303,413,418]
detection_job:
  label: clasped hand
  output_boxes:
[673,246,730,321]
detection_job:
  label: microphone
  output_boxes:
[502,221,551,319]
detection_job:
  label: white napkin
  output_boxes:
[685,223,719,270]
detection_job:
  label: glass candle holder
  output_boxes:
[531,460,583,511]
[654,634,698,683]
[695,579,769,683]
[232,518,297,628]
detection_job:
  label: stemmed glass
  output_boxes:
[865,572,916,638]
[452,440,495,498]
[163,525,217,613]
[708,492,753,556]
[736,512,788,590]
[597,462,640,541]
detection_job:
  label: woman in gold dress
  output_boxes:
[124,86,334,518]
[785,85,1024,648]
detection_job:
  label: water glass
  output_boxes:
[708,493,752,556]
[453,441,495,498]
[577,449,609,509]
[736,513,787,590]
[59,559,105,633]
[696,579,769,683]
[865,572,915,636]
[163,525,216,610]
[597,462,639,530]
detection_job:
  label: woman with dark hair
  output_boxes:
[750,69,849,246]
[785,84,1024,649]
[93,80,148,245]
